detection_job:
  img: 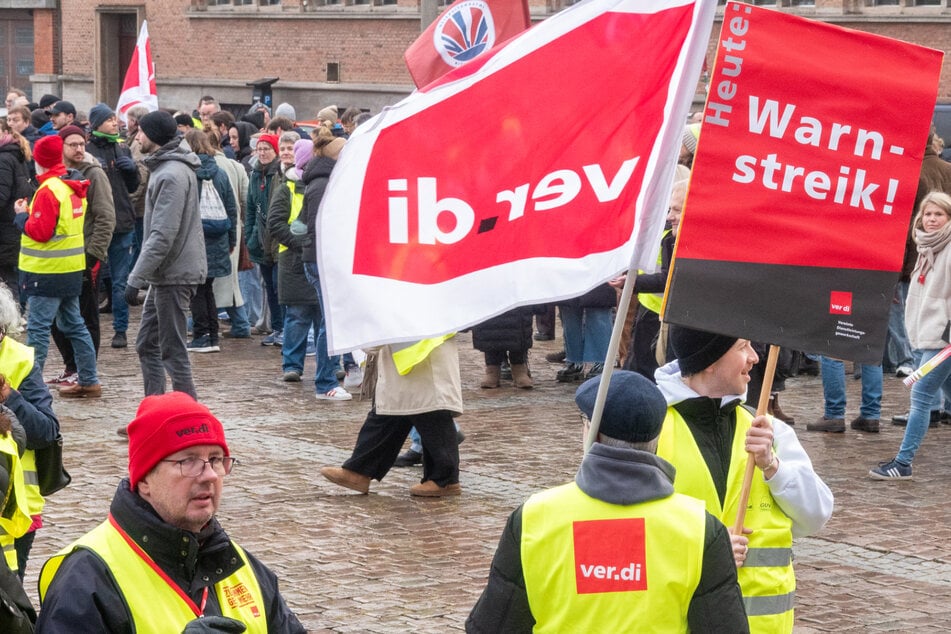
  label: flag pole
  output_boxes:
[583,269,637,453]
[732,344,779,534]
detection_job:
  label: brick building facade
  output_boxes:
[7,0,951,121]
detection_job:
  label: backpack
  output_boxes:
[199,179,229,222]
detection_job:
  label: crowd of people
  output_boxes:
[0,83,946,631]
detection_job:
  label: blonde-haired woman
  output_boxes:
[0,119,33,298]
[871,191,951,479]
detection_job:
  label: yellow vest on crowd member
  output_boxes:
[18,176,87,275]
[0,420,33,571]
[278,179,304,254]
[39,516,268,632]
[657,406,795,634]
[521,481,705,632]
[636,229,671,315]
[0,337,43,523]
[391,334,455,375]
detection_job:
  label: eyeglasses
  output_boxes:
[160,456,238,478]
[255,146,275,154]
[64,142,85,149]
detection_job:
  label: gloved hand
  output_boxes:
[85,253,99,270]
[114,154,136,173]
[181,616,247,633]
[124,283,142,307]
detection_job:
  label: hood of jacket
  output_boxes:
[144,138,201,172]
[654,359,746,407]
[301,155,335,187]
[38,166,89,200]
[196,153,220,181]
[575,443,676,506]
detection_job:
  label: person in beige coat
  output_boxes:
[321,338,463,497]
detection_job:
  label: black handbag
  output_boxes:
[34,434,71,497]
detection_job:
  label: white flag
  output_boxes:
[116,20,158,123]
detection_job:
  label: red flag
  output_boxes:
[404,0,531,90]
[318,0,716,353]
[116,20,157,123]
[663,2,943,363]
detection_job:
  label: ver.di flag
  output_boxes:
[318,0,717,353]
[116,20,158,123]
[404,0,531,90]
[663,2,943,363]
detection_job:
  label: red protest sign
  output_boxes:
[664,3,943,363]
[318,0,716,353]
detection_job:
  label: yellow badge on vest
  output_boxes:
[573,518,647,594]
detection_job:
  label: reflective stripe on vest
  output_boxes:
[391,334,455,375]
[657,406,795,633]
[636,229,671,315]
[0,431,33,572]
[19,176,87,275]
[0,338,44,517]
[39,516,268,632]
[521,482,705,633]
[278,180,304,254]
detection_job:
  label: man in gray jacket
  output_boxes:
[125,111,206,399]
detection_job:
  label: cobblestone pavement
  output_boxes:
[21,313,951,632]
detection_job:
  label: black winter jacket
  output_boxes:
[86,134,139,234]
[471,308,534,354]
[0,142,33,268]
[299,155,336,265]
[35,479,306,633]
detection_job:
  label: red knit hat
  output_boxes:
[257,133,279,153]
[126,392,230,489]
[33,135,64,170]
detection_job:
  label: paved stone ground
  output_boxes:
[20,312,951,632]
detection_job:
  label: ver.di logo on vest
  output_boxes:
[433,0,497,67]
[573,518,648,594]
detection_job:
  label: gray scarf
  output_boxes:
[914,221,951,283]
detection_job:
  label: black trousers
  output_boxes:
[51,264,99,373]
[344,409,459,486]
[190,277,219,341]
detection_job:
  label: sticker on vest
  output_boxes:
[573,518,647,594]
[221,581,260,615]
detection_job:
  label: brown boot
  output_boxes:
[768,392,795,426]
[481,365,501,389]
[511,363,533,389]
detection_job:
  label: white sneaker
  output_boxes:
[896,365,914,378]
[316,387,352,401]
[343,367,364,390]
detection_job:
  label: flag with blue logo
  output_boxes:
[405,0,531,90]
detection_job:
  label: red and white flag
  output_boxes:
[116,20,158,123]
[319,0,716,353]
[404,0,531,90]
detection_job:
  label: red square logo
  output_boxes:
[829,291,852,315]
[573,518,647,594]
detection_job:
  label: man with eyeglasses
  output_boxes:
[36,391,306,633]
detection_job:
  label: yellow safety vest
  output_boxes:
[0,338,43,521]
[18,176,87,275]
[657,406,795,633]
[391,334,455,375]
[636,229,671,315]
[521,482,705,633]
[0,415,33,571]
[39,515,268,633]
[278,179,304,254]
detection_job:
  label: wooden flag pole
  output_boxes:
[584,271,638,453]
[732,344,780,535]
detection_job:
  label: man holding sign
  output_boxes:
[655,326,832,633]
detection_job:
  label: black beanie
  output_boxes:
[138,111,178,147]
[575,371,667,443]
[668,325,738,376]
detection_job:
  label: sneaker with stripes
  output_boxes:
[869,459,912,480]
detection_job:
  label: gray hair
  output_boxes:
[597,434,659,454]
[0,283,23,337]
[279,131,301,146]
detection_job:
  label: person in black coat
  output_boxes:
[472,308,535,389]
[0,123,34,299]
